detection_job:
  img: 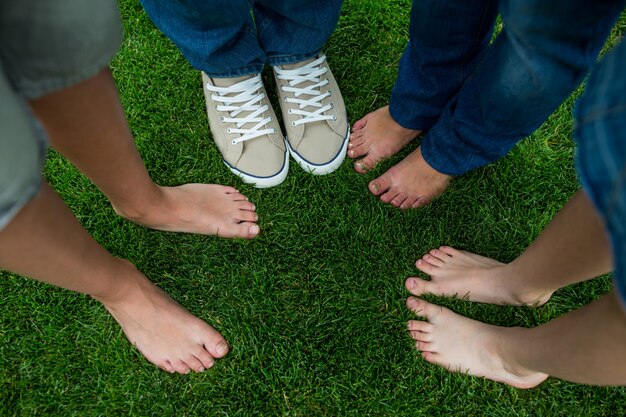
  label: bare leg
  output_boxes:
[348,106,420,173]
[0,182,229,374]
[406,190,611,305]
[407,289,626,387]
[29,69,259,238]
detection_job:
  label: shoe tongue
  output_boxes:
[281,56,318,70]
[211,74,257,88]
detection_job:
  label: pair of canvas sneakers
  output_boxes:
[202,55,349,188]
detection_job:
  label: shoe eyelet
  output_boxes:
[231,139,237,145]
[284,97,288,102]
[269,116,273,121]
[291,121,296,126]
[227,128,232,134]
[327,91,332,96]
[280,86,285,92]
[272,128,277,134]
[332,115,337,121]
[220,116,225,122]
[288,109,292,115]
[329,103,334,109]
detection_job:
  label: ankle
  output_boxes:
[504,262,553,306]
[498,327,542,377]
[91,259,146,306]
[111,185,167,223]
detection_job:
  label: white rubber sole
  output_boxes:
[224,146,289,189]
[287,127,350,176]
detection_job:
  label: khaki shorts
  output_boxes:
[0,0,122,230]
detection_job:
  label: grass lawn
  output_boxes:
[2,1,626,415]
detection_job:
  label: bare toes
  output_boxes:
[352,116,368,131]
[229,192,249,202]
[237,201,256,212]
[399,197,416,210]
[439,246,461,257]
[348,132,366,147]
[414,259,438,274]
[218,222,260,239]
[348,141,369,159]
[194,348,215,370]
[235,210,258,223]
[415,341,435,352]
[405,277,436,296]
[355,155,379,174]
[429,249,450,263]
[203,335,230,359]
[406,297,445,321]
[407,320,434,333]
[422,254,444,267]
[390,192,408,207]
[368,177,389,196]
[172,360,191,374]
[184,355,206,373]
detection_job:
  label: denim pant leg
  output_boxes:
[389,0,498,131]
[254,0,343,67]
[139,0,266,77]
[575,38,626,308]
[421,0,625,176]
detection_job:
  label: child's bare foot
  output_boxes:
[96,263,229,374]
[348,106,420,173]
[114,184,259,238]
[368,147,451,209]
[406,297,548,389]
[405,246,553,306]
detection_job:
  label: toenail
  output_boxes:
[250,225,260,236]
[216,342,229,356]
[407,278,417,289]
[349,150,354,156]
[371,183,379,192]
[356,162,365,171]
[198,367,205,372]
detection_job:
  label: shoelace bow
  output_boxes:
[274,55,336,127]
[205,74,276,145]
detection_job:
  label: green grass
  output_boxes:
[1,2,625,416]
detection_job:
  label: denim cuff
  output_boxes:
[266,49,322,68]
[201,64,266,79]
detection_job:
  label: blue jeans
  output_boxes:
[139,0,343,77]
[390,0,625,176]
[575,37,626,308]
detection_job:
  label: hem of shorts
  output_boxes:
[15,57,116,100]
[0,175,41,232]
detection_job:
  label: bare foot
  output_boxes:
[96,263,229,374]
[348,106,420,173]
[406,246,553,306]
[368,147,451,209]
[406,297,549,389]
[114,184,260,238]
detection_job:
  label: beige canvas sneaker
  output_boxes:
[273,55,349,175]
[202,72,288,188]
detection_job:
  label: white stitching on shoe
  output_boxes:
[274,55,335,126]
[205,74,274,144]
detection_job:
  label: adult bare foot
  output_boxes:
[96,262,229,374]
[348,106,420,173]
[368,147,451,209]
[406,246,552,306]
[114,184,260,238]
[406,297,548,389]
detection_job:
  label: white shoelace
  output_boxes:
[274,55,336,127]
[205,74,276,145]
